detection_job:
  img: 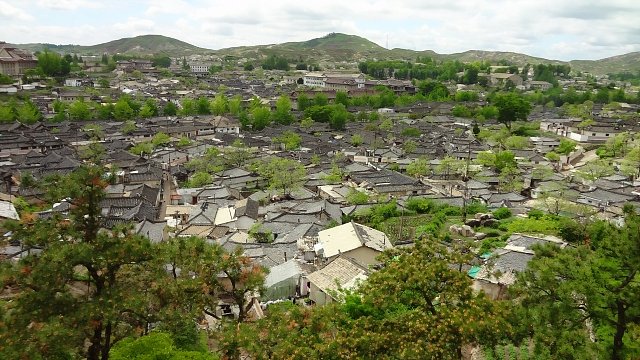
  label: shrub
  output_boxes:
[406,198,435,214]
[527,209,545,220]
[479,237,507,254]
[493,207,512,220]
[466,200,488,214]
[441,206,462,216]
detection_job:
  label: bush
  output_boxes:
[485,230,501,238]
[527,209,545,220]
[467,200,488,214]
[478,237,507,254]
[493,207,512,220]
[441,206,462,216]
[406,198,435,214]
[505,216,562,235]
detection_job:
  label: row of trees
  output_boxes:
[528,85,640,108]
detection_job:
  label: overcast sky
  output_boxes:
[1,0,639,61]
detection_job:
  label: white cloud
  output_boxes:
[1,0,639,60]
[0,1,34,21]
[36,0,103,10]
[113,17,156,34]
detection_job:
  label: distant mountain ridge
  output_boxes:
[17,35,205,56]
[14,33,640,75]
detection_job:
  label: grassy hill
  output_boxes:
[17,35,206,56]
[442,50,565,66]
[14,33,640,75]
[214,33,387,62]
[569,52,640,75]
[213,33,639,74]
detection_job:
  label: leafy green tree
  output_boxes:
[260,54,288,70]
[231,240,508,359]
[16,100,41,124]
[435,156,464,179]
[96,103,115,120]
[407,157,430,178]
[138,99,158,119]
[577,159,614,182]
[498,165,523,192]
[113,97,135,121]
[418,80,450,100]
[504,136,530,150]
[452,104,473,118]
[187,171,213,187]
[477,105,499,120]
[272,95,294,125]
[313,93,328,106]
[511,212,640,360]
[403,139,418,154]
[83,124,104,141]
[37,50,62,76]
[151,55,171,68]
[350,134,364,146]
[152,132,171,147]
[0,166,165,360]
[130,142,153,156]
[68,99,92,121]
[256,157,306,195]
[0,103,16,123]
[273,130,301,150]
[601,133,630,158]
[209,93,228,115]
[477,150,517,172]
[329,104,349,130]
[491,92,532,132]
[379,118,393,132]
[110,332,216,360]
[223,140,253,168]
[121,120,137,135]
[195,97,211,115]
[228,95,242,116]
[250,106,271,130]
[346,188,370,205]
[297,93,312,111]
[335,90,349,107]
[299,117,314,129]
[181,98,197,116]
[401,127,421,137]
[160,236,266,326]
[163,101,178,116]
[556,138,577,155]
[176,136,192,148]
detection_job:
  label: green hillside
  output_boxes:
[14,33,640,75]
[570,52,640,75]
[17,34,206,56]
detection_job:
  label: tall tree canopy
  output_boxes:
[491,92,532,132]
[510,211,640,360]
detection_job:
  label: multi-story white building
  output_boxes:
[189,63,212,75]
[303,72,365,89]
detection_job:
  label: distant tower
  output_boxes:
[386,34,389,49]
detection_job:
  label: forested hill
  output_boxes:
[15,32,640,75]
